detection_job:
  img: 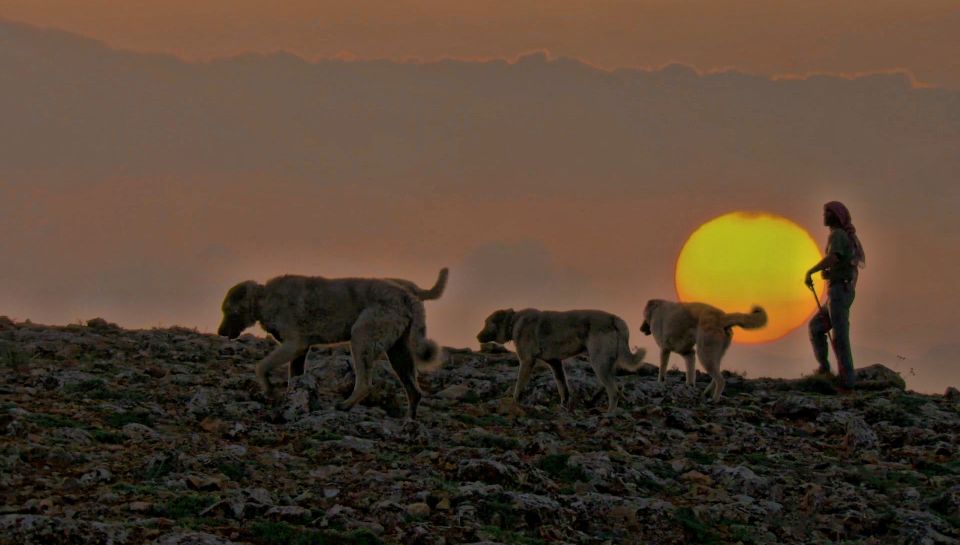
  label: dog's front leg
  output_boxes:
[255,341,302,399]
[513,354,536,404]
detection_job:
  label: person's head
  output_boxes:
[822,201,865,267]
[823,201,850,229]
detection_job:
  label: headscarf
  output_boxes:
[824,201,866,268]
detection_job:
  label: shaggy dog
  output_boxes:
[640,299,767,401]
[218,275,438,419]
[477,308,647,413]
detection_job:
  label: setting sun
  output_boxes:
[675,212,825,344]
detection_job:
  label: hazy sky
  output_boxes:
[2,1,959,88]
[1,10,958,392]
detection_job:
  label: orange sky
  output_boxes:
[2,0,959,88]
[1,10,958,393]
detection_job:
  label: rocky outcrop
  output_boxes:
[1,318,957,544]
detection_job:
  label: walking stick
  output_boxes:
[809,284,843,377]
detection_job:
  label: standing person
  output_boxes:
[804,201,866,388]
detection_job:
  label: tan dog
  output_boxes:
[477,308,647,413]
[639,299,767,401]
[218,275,438,419]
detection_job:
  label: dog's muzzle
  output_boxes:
[639,321,651,335]
[217,317,245,339]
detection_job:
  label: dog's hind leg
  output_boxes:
[339,307,405,412]
[386,337,423,420]
[682,351,697,386]
[658,348,671,383]
[544,359,571,407]
[588,335,621,413]
[697,330,730,402]
[338,339,377,411]
[289,350,308,379]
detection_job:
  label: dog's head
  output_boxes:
[217,280,262,339]
[476,308,516,344]
[639,299,663,336]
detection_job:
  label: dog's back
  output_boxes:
[260,275,421,343]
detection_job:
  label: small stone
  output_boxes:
[128,501,153,513]
[122,423,162,442]
[772,395,821,419]
[266,505,311,523]
[186,475,222,491]
[680,470,714,485]
[79,468,113,486]
[435,383,472,400]
[843,416,879,452]
[406,502,431,519]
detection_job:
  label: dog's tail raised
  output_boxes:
[408,298,440,370]
[614,317,648,371]
[387,267,449,301]
[418,267,449,301]
[723,306,768,330]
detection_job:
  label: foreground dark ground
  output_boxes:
[1,317,958,545]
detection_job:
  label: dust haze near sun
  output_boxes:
[0,9,959,393]
[675,212,825,344]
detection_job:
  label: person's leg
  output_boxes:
[830,284,856,387]
[808,305,832,373]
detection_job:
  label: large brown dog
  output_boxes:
[640,299,767,401]
[218,275,438,419]
[477,308,647,413]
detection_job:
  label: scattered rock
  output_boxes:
[0,318,955,545]
[771,395,821,420]
[843,416,880,453]
[155,531,238,545]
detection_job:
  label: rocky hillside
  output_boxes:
[1,317,958,545]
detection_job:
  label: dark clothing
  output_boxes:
[821,228,858,283]
[809,281,856,387]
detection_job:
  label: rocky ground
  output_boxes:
[1,316,958,545]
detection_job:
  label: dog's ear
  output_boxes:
[227,282,250,305]
[497,309,516,341]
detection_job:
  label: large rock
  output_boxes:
[854,364,906,390]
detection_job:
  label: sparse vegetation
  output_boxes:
[105,409,154,428]
[536,453,589,483]
[27,412,83,428]
[674,507,721,544]
[247,521,383,545]
[165,493,218,519]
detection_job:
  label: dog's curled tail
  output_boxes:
[614,317,648,371]
[723,306,767,330]
[419,267,449,301]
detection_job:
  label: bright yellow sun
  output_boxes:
[675,211,826,344]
